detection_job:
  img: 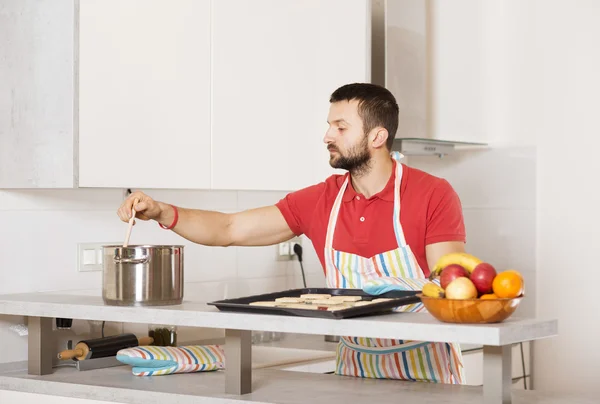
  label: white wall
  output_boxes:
[527,0,600,394]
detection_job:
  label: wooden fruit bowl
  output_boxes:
[418,294,523,324]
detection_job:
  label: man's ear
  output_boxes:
[370,128,389,149]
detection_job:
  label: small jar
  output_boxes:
[148,324,177,346]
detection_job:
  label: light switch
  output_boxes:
[78,242,118,272]
[83,249,96,265]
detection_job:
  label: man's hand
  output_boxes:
[117,191,165,223]
[425,241,466,273]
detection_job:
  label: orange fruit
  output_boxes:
[505,269,524,280]
[492,270,524,298]
[480,293,498,300]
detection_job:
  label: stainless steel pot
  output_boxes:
[102,245,184,307]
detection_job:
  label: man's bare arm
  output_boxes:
[425,241,466,271]
[117,192,295,247]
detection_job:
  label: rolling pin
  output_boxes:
[57,333,154,361]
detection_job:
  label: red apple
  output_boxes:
[470,263,497,295]
[440,264,470,289]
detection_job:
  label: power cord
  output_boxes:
[293,243,307,288]
[520,342,527,389]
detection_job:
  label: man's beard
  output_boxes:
[328,137,371,176]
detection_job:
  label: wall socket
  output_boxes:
[276,237,303,261]
[77,242,118,272]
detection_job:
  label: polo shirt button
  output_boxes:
[360,217,365,222]
[356,196,361,200]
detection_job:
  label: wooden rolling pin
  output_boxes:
[57,333,153,361]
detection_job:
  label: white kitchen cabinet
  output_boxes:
[4,0,369,191]
[0,1,76,188]
[210,0,369,191]
[77,0,212,189]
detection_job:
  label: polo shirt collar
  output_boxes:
[339,160,402,203]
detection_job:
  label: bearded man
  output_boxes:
[117,83,467,384]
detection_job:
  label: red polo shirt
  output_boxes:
[275,161,466,277]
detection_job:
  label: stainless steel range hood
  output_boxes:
[392,138,486,157]
[371,0,488,156]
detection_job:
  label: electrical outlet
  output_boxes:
[276,237,302,261]
[77,242,118,272]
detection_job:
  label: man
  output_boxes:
[117,83,466,384]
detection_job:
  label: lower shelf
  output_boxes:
[0,361,596,404]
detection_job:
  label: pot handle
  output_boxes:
[113,255,149,264]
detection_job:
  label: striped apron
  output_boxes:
[325,151,464,384]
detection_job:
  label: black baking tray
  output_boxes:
[207,288,421,319]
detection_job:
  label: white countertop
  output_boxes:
[0,361,596,404]
[0,291,557,346]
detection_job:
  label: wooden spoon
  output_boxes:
[123,198,139,247]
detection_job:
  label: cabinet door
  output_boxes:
[211,0,369,191]
[0,0,75,188]
[78,0,211,189]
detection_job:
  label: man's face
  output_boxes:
[324,100,371,173]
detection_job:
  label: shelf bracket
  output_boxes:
[28,317,54,375]
[224,329,252,395]
[483,345,512,404]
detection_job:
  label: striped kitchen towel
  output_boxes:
[116,345,225,376]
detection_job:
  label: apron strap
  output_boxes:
[391,152,408,247]
[324,175,349,250]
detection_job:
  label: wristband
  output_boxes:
[159,205,179,230]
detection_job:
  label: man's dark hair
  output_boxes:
[329,83,399,150]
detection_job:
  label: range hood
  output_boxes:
[391,138,486,158]
[371,0,488,156]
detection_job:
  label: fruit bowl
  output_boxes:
[418,294,523,324]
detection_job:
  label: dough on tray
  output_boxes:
[327,303,356,311]
[249,301,279,307]
[282,303,319,310]
[248,293,389,311]
[300,294,331,300]
[308,299,344,305]
[275,297,305,303]
[329,295,362,302]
